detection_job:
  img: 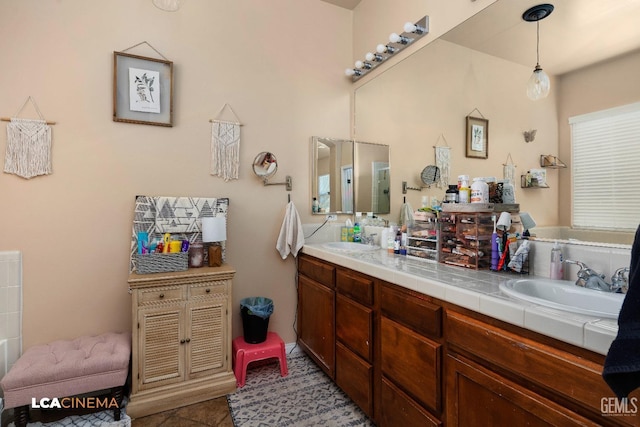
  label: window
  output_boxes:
[569,102,640,231]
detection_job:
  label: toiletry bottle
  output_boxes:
[471,177,489,203]
[353,222,361,243]
[312,197,319,213]
[550,241,564,279]
[394,229,401,254]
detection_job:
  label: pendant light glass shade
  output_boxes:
[527,64,550,100]
[153,0,182,12]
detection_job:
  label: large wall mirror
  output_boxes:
[311,136,390,215]
[353,0,640,245]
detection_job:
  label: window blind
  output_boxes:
[569,102,640,231]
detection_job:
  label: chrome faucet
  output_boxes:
[564,260,629,293]
[361,232,378,246]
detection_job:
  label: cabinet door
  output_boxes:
[379,377,441,427]
[138,304,185,390]
[186,300,227,379]
[446,354,599,427]
[336,342,373,418]
[380,316,441,414]
[298,274,335,377]
[336,293,372,362]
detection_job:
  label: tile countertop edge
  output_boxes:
[301,243,617,356]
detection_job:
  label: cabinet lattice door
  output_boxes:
[139,307,185,389]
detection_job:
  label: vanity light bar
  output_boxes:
[346,16,429,82]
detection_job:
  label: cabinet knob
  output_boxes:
[159,293,165,298]
[205,288,211,293]
[180,339,185,344]
[186,338,191,343]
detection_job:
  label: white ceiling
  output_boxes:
[440,0,640,75]
[320,0,361,10]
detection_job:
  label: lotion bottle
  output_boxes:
[550,241,564,279]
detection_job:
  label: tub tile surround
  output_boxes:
[301,238,630,355]
[0,251,22,378]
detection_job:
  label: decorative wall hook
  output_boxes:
[523,129,537,142]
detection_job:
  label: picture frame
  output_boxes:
[113,51,173,127]
[465,116,489,159]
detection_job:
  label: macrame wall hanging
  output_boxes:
[209,103,242,182]
[434,134,451,189]
[503,153,517,186]
[2,97,56,179]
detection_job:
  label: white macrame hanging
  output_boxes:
[434,134,451,189]
[210,104,241,182]
[3,97,53,179]
[503,153,517,186]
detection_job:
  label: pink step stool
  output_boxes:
[232,332,288,387]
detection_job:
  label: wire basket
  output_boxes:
[134,252,188,274]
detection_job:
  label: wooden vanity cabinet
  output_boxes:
[378,281,443,426]
[297,254,336,377]
[335,268,375,418]
[445,310,640,427]
[127,266,236,418]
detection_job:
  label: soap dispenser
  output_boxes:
[550,241,564,279]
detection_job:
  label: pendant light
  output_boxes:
[522,4,554,100]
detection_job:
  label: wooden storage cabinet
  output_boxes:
[297,255,336,377]
[439,212,493,269]
[378,282,443,425]
[128,266,236,418]
[335,268,375,418]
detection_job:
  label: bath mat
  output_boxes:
[227,351,373,427]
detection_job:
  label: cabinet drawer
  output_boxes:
[336,342,373,418]
[138,286,184,306]
[299,255,335,288]
[380,282,442,338]
[336,269,374,306]
[381,316,441,414]
[336,294,372,362]
[446,310,639,425]
[189,282,227,299]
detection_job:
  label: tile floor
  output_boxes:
[131,397,233,427]
[0,396,233,427]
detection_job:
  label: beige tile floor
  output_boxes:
[0,396,233,427]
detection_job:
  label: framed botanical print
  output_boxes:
[113,51,173,127]
[466,116,489,159]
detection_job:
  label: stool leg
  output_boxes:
[235,349,246,387]
[279,341,288,377]
[14,405,29,427]
[112,386,124,421]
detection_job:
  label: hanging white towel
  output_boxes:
[276,201,305,259]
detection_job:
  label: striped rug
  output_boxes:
[227,351,373,427]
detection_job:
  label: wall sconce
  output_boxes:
[345,16,429,82]
[523,4,554,100]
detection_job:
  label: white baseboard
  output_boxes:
[285,342,303,356]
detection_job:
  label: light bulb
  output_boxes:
[389,33,409,44]
[365,52,382,62]
[404,22,426,34]
[355,60,372,70]
[345,68,362,77]
[526,65,550,100]
[376,44,395,54]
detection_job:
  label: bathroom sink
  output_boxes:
[499,278,625,319]
[322,242,380,252]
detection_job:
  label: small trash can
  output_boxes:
[240,297,274,344]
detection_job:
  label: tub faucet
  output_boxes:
[564,260,629,293]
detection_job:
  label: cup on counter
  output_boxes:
[169,240,183,253]
[496,212,512,232]
[188,243,204,268]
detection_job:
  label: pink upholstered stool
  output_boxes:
[232,332,288,387]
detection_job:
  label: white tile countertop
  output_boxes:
[301,243,620,356]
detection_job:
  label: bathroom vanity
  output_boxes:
[127,266,236,418]
[298,247,639,426]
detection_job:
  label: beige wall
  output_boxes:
[0,0,352,349]
[0,0,514,350]
[354,39,559,226]
[557,49,640,226]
